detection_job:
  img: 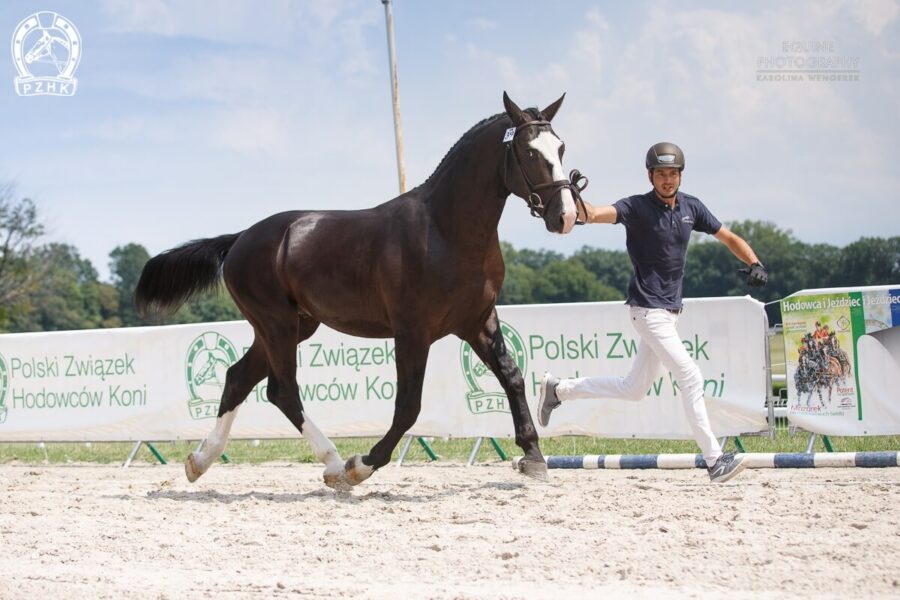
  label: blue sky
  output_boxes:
[1,1,897,280]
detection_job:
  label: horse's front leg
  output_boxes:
[464,309,547,481]
[338,333,430,486]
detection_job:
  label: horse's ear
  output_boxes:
[503,91,526,125]
[540,93,566,122]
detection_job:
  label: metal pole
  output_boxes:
[123,441,142,468]
[765,326,777,439]
[396,434,414,466]
[488,438,509,461]
[467,437,484,466]
[147,443,168,465]
[805,433,817,454]
[381,0,406,193]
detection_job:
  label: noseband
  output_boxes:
[502,119,589,225]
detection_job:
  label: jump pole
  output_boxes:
[512,452,900,470]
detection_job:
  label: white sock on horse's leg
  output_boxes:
[300,411,343,474]
[193,406,240,473]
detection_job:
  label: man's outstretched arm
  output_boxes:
[714,226,759,265]
[579,200,618,224]
[714,226,768,287]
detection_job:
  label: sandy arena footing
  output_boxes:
[1,462,898,599]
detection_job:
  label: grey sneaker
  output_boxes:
[537,372,561,427]
[708,452,747,483]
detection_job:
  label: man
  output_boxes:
[538,142,768,483]
[813,321,828,345]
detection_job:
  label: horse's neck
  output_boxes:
[423,133,509,252]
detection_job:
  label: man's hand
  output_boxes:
[739,262,768,287]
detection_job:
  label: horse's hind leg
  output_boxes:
[256,315,347,488]
[186,340,267,482]
[464,309,547,480]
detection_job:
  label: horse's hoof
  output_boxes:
[323,471,353,493]
[185,453,203,483]
[516,458,549,482]
[343,455,375,486]
[322,455,374,491]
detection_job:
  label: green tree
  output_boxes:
[838,237,900,286]
[532,260,623,303]
[498,242,623,304]
[7,244,119,332]
[0,184,44,326]
[498,262,538,305]
[109,243,151,326]
[572,246,632,294]
[179,288,243,323]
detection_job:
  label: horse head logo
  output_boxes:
[0,352,9,425]
[460,321,527,415]
[11,11,81,97]
[185,332,239,420]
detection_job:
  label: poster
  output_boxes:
[782,285,900,435]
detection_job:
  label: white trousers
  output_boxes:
[555,306,722,466]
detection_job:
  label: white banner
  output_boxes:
[0,297,768,442]
[782,285,900,436]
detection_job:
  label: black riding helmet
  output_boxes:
[645,142,684,171]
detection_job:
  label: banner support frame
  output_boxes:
[123,441,142,468]
[396,434,414,466]
[466,437,484,466]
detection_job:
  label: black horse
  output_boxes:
[136,92,582,489]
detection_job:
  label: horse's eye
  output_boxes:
[527,150,535,159]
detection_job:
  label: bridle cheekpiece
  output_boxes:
[502,119,589,225]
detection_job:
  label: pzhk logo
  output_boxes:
[185,332,239,420]
[11,11,81,97]
[460,321,527,414]
[0,352,9,425]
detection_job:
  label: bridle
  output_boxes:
[502,119,589,225]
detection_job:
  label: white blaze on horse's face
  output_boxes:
[528,131,577,233]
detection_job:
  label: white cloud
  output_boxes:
[584,8,610,30]
[101,0,377,50]
[844,0,899,35]
[101,0,175,35]
[210,108,291,154]
[468,17,497,32]
[569,29,605,76]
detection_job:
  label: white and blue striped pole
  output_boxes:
[513,452,899,470]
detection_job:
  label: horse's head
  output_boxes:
[501,91,580,234]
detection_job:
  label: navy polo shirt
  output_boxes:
[613,190,722,309]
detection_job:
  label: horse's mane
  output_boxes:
[422,107,542,186]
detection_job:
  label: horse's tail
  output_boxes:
[135,232,242,316]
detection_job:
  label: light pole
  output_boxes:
[381,0,406,193]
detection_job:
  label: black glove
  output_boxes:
[739,262,768,287]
